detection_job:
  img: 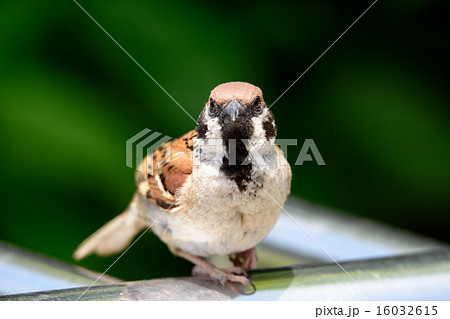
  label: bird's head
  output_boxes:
[196,82,276,143]
[195,82,277,176]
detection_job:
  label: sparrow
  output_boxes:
[74,81,291,288]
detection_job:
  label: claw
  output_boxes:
[227,280,257,295]
[243,281,257,295]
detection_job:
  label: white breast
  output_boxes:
[150,146,291,257]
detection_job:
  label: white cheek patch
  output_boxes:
[252,108,273,137]
[194,139,226,165]
[251,116,265,140]
[205,117,222,139]
[246,116,275,165]
[194,117,227,165]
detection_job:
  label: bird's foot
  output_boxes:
[192,265,249,286]
[192,264,256,295]
[169,246,256,294]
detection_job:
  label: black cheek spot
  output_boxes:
[196,118,208,139]
[263,117,276,140]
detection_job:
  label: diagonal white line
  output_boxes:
[75,205,172,301]
[252,177,376,301]
[269,0,378,109]
[72,0,198,124]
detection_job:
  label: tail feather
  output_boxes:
[73,195,149,260]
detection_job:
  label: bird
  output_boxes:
[74,81,291,289]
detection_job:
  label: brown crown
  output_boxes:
[209,82,264,105]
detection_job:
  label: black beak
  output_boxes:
[222,99,245,124]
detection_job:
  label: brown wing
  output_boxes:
[135,130,197,210]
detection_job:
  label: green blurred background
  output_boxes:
[0,0,449,281]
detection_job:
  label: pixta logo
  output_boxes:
[126,128,325,170]
[126,128,172,170]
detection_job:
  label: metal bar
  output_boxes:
[262,197,445,262]
[1,249,449,301]
[0,241,122,296]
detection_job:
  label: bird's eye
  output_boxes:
[252,96,262,114]
[209,98,218,116]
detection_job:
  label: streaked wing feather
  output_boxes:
[136,130,196,210]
